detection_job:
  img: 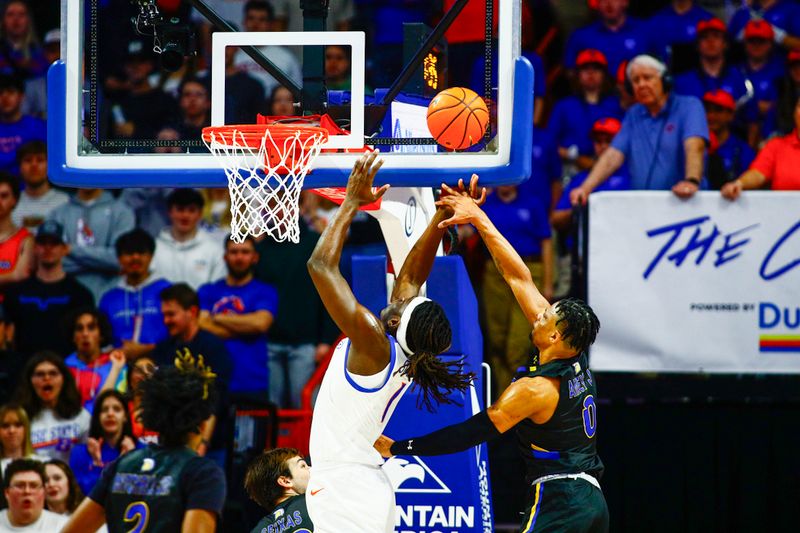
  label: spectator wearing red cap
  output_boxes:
[564,0,653,75]
[674,18,752,104]
[647,0,713,70]
[570,54,708,203]
[737,19,786,146]
[703,90,755,189]
[547,49,623,172]
[552,117,629,297]
[728,0,800,52]
[722,94,800,199]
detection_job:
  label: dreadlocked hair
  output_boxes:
[398,301,475,412]
[555,298,601,354]
[139,359,218,448]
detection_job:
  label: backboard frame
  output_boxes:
[49,0,533,188]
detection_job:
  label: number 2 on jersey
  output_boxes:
[582,395,597,438]
[124,501,150,533]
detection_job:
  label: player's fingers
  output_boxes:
[476,187,487,205]
[469,174,480,196]
[374,183,391,200]
[367,158,385,181]
[441,182,458,196]
[457,178,466,192]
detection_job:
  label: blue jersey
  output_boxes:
[547,95,624,155]
[520,128,562,213]
[674,66,751,102]
[715,133,756,181]
[565,17,652,73]
[728,0,800,40]
[99,277,171,347]
[198,278,278,393]
[482,188,551,258]
[647,3,714,59]
[0,115,46,176]
[739,56,785,105]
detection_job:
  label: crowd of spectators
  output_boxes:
[0,0,796,529]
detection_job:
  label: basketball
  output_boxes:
[426,87,489,150]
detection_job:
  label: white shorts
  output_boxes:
[306,463,395,533]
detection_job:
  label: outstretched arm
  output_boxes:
[307,152,391,372]
[391,176,486,302]
[437,190,550,326]
[375,376,559,457]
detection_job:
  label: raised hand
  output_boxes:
[435,192,486,229]
[344,150,389,207]
[440,174,487,206]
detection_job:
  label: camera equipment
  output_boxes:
[130,0,195,72]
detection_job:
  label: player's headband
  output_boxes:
[395,296,431,355]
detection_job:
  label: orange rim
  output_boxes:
[202,123,329,148]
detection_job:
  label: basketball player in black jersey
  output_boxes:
[376,182,608,533]
[63,350,226,533]
[245,448,312,533]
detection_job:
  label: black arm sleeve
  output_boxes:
[389,410,502,457]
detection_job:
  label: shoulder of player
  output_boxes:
[509,376,560,403]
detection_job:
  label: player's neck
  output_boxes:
[226,272,253,286]
[23,180,49,198]
[37,264,66,283]
[538,345,578,365]
[715,128,730,145]
[701,56,724,77]
[180,322,200,342]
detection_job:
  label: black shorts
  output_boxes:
[518,478,609,533]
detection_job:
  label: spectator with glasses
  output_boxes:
[0,458,68,531]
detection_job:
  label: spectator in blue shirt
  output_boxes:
[571,54,708,204]
[99,229,171,361]
[703,90,756,190]
[674,18,751,103]
[565,0,652,74]
[647,0,713,69]
[68,390,137,496]
[552,117,629,297]
[553,117,630,233]
[520,127,562,214]
[738,20,786,144]
[480,185,552,390]
[0,74,44,176]
[198,236,278,396]
[547,49,623,171]
[728,0,800,52]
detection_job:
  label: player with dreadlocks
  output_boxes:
[62,350,226,533]
[305,151,476,533]
[375,182,609,533]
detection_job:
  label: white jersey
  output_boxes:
[309,336,410,467]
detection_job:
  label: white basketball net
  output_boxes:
[204,127,327,243]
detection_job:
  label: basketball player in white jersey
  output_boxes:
[305,151,476,533]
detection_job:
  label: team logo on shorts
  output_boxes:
[141,459,155,472]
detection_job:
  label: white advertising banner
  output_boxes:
[588,191,800,373]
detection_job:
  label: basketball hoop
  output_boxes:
[202,117,329,243]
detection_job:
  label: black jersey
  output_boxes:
[251,495,313,533]
[514,350,604,483]
[90,444,226,533]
